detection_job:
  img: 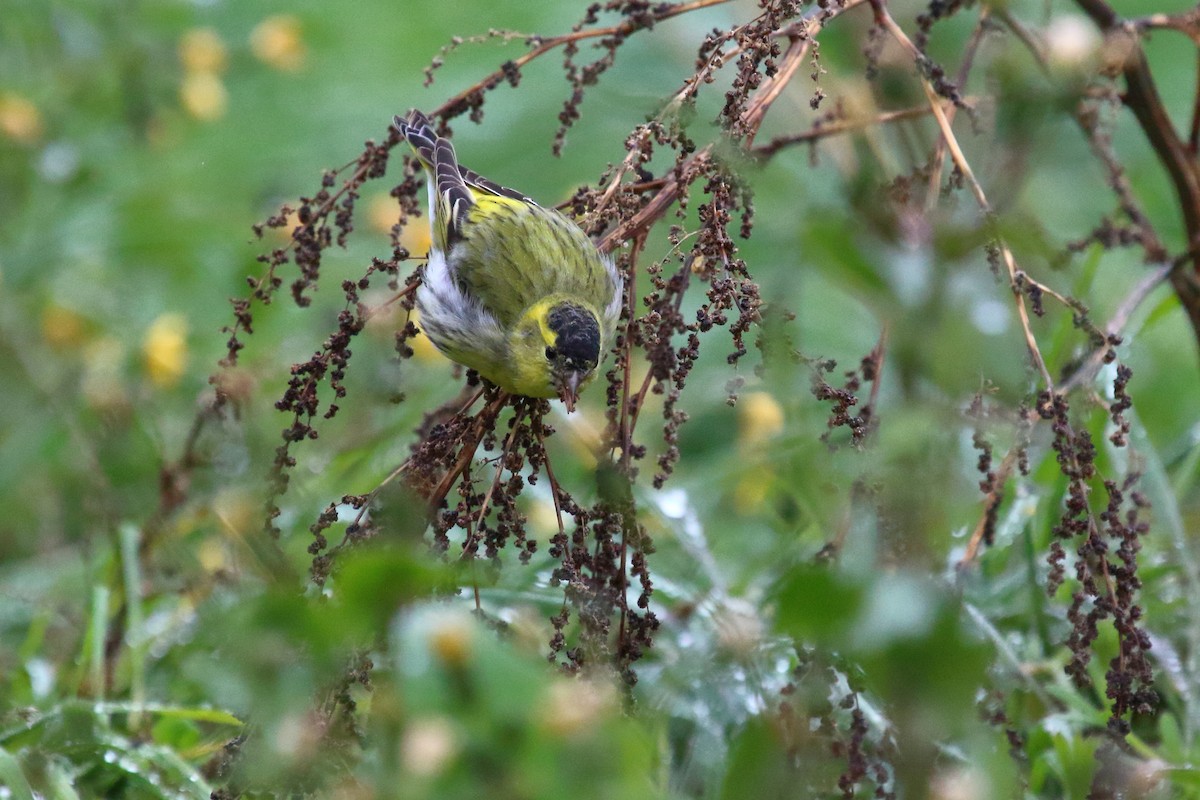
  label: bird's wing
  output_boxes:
[395,111,540,234]
[458,164,534,204]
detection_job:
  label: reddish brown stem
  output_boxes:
[429,0,733,124]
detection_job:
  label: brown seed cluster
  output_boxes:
[777,648,896,799]
[810,346,881,450]
[1040,383,1155,735]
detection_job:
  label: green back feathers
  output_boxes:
[456,197,612,327]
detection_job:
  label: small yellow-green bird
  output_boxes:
[395,110,622,412]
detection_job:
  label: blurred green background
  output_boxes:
[4,0,1200,797]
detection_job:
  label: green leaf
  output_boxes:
[95,703,243,727]
[719,717,795,800]
[772,564,865,642]
[0,746,35,800]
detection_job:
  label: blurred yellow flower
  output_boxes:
[738,390,784,449]
[368,194,434,252]
[527,496,561,536]
[367,193,400,235]
[178,27,228,74]
[180,71,228,122]
[40,304,89,351]
[0,92,44,144]
[197,537,229,575]
[266,207,303,242]
[734,393,784,511]
[428,612,474,667]
[402,223,432,258]
[251,15,307,72]
[142,313,189,388]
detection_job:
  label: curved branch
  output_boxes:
[430,0,734,121]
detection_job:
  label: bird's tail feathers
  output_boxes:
[394,110,438,167]
[395,110,475,242]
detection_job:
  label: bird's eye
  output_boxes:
[544,346,557,360]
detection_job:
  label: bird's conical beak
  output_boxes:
[558,371,582,413]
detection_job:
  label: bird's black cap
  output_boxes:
[547,303,600,369]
